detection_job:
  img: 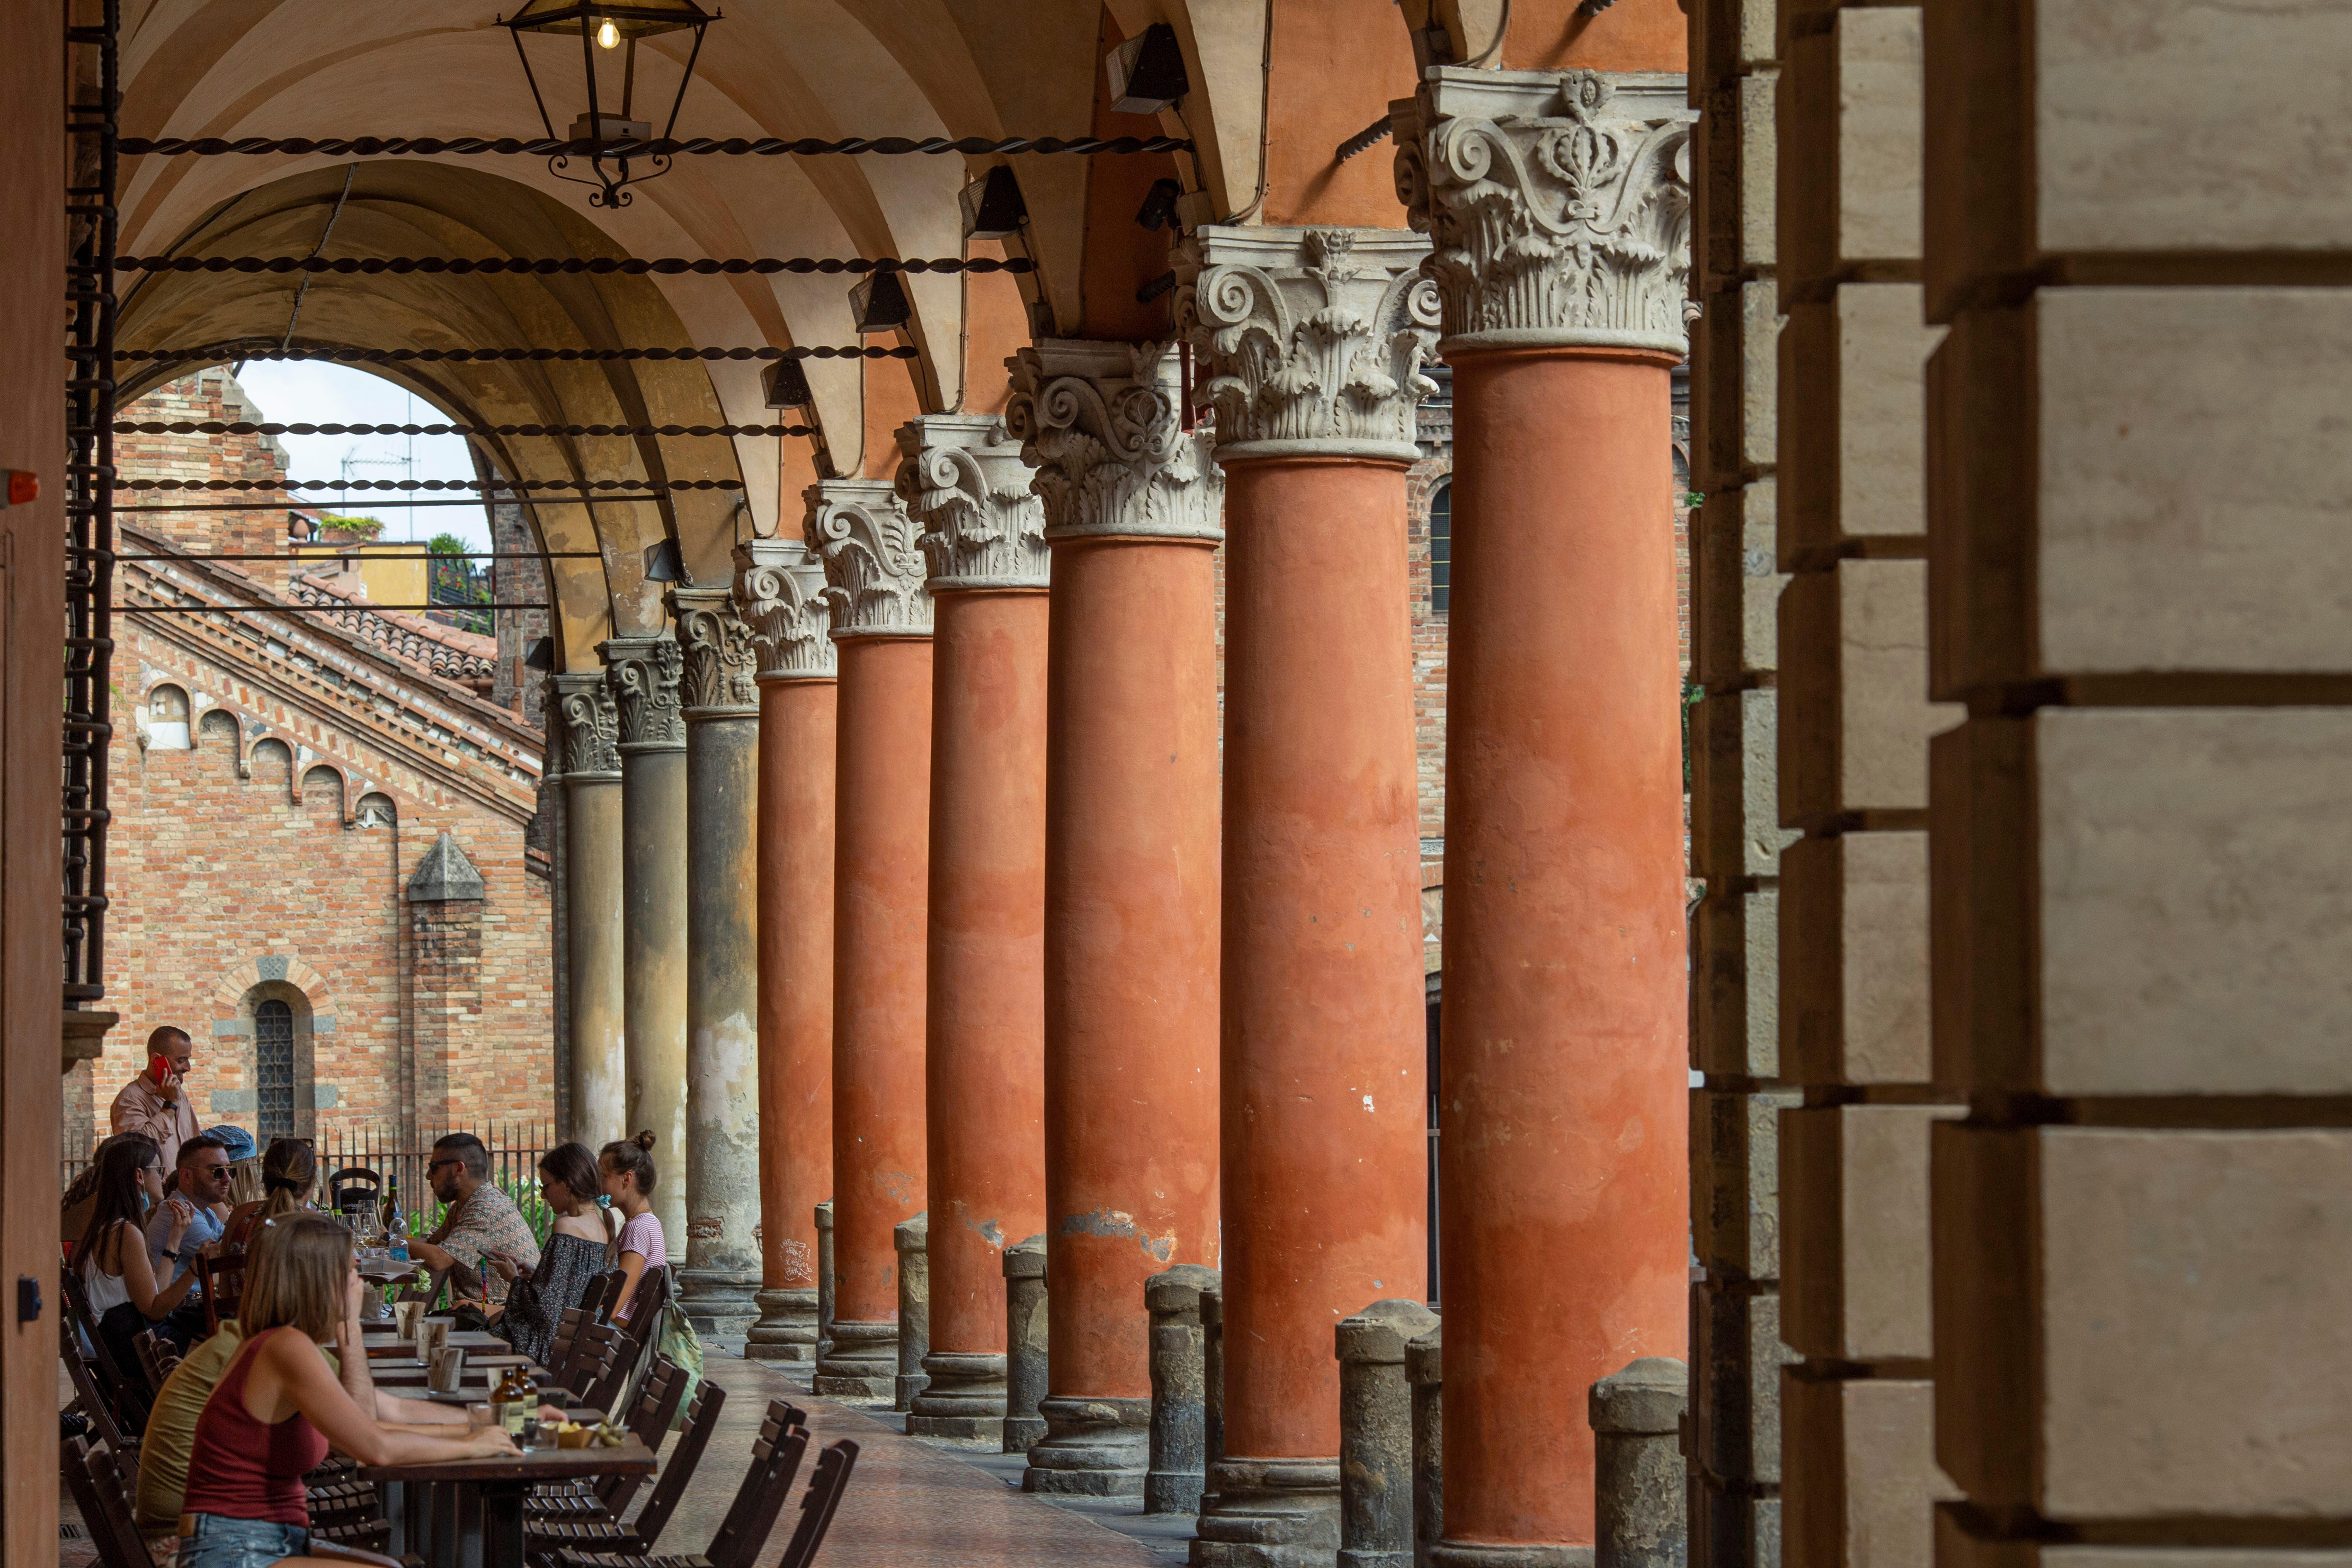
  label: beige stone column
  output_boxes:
[737,538,836,1362]
[553,672,627,1149]
[898,411,1050,1442]
[1172,226,1435,1568]
[600,634,689,1250]
[1925,10,2352,1567]
[670,585,763,1333]
[811,477,934,1400]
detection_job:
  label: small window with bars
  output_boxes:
[1429,482,1451,616]
[256,1000,295,1141]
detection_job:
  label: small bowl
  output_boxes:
[556,1426,592,1450]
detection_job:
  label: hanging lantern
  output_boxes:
[500,0,720,209]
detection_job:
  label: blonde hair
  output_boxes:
[240,1214,350,1342]
[256,1138,317,1223]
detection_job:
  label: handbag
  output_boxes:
[622,1265,703,1430]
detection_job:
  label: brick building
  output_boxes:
[66,370,556,1153]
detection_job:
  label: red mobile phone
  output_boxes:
[149,1052,173,1083]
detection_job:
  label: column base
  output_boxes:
[1021,1395,1150,1495]
[1190,1458,1342,1568]
[1004,1414,1046,1454]
[675,1266,760,1335]
[896,1372,930,1412]
[909,1350,1006,1440]
[744,1288,819,1361]
[1428,1546,1594,1568]
[812,1318,897,1400]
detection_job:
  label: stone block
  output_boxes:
[1784,1375,1950,1568]
[1930,292,2352,693]
[1938,1511,2352,1568]
[1691,1485,1780,1568]
[1696,72,1777,295]
[1694,1086,1797,1282]
[1779,560,1953,825]
[1779,10,1923,293]
[1930,711,2352,1096]
[1692,0,1780,88]
[1692,885,1780,1082]
[1695,283,1786,493]
[1694,480,1786,689]
[1689,1282,1788,1486]
[1783,1104,1957,1361]
[1692,689,1795,883]
[1781,831,1930,1086]
[1781,285,1940,558]
[1935,1124,2352,1517]
[1924,0,2352,314]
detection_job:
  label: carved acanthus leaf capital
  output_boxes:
[895,414,1049,591]
[1395,68,1694,353]
[805,478,934,639]
[732,538,835,679]
[1004,339,1223,544]
[1172,226,1438,456]
[552,673,621,778]
[668,586,760,716]
[598,635,686,753]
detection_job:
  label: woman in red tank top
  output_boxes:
[176,1214,517,1568]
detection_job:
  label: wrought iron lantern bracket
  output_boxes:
[499,0,719,208]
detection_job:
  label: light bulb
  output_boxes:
[595,18,620,48]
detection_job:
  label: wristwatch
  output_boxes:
[160,1248,180,1261]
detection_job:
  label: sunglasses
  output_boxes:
[425,1157,463,1173]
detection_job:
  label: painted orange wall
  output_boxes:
[1261,3,1424,229]
[1500,0,1687,72]
[960,238,1031,415]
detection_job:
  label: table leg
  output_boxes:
[457,1482,485,1568]
[479,1481,528,1568]
[380,1478,405,1557]
[431,1479,459,1568]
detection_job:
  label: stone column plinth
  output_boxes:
[671,585,762,1334]
[553,673,626,1147]
[1590,1359,1688,1568]
[1396,66,1696,1565]
[602,634,690,1250]
[900,412,1051,1443]
[1147,1264,1221,1514]
[1173,227,1437,1568]
[811,477,934,1400]
[816,1199,836,1362]
[1338,1300,1445,1568]
[1003,1233,1050,1453]
[1204,1277,1227,1511]
[740,539,836,1363]
[895,1211,931,1410]
[1407,1326,1443,1568]
[1008,340,1224,1498]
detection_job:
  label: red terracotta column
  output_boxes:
[1173,229,1437,1568]
[1396,70,1696,1562]
[737,538,838,1364]
[807,477,934,1399]
[895,413,1051,1440]
[1007,341,1223,1494]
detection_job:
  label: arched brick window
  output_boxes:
[256,999,296,1140]
[147,684,191,749]
[1429,482,1451,616]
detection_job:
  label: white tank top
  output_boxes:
[79,1223,135,1314]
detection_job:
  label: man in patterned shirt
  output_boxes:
[406,1132,540,1304]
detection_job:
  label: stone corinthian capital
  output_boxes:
[805,477,934,639]
[896,413,1050,592]
[668,586,760,717]
[1004,339,1223,544]
[732,537,836,679]
[1395,67,1695,353]
[599,634,686,753]
[553,672,621,778]
[1172,226,1438,460]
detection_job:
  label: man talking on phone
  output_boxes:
[112,1024,200,1170]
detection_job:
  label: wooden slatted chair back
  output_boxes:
[623,1378,729,1551]
[63,1438,148,1568]
[595,1356,690,1512]
[774,1439,861,1568]
[199,1247,247,1336]
[577,1268,621,1323]
[59,1314,139,1456]
[132,1326,180,1390]
[700,1402,811,1568]
[60,1263,142,1402]
[547,1306,588,1383]
[571,1321,630,1404]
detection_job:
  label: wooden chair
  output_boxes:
[62,1437,152,1568]
[326,1165,384,1220]
[774,1440,860,1568]
[526,1380,729,1559]
[60,1311,142,1458]
[61,1264,146,1412]
[578,1268,621,1324]
[199,1246,248,1335]
[526,1357,693,1520]
[541,1399,806,1568]
[130,1327,180,1395]
[566,1320,629,1403]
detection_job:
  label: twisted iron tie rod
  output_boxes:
[116,477,743,493]
[114,255,1031,276]
[119,133,1191,157]
[117,419,814,439]
[110,344,912,363]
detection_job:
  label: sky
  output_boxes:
[230,362,493,551]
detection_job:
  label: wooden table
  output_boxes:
[366,1331,511,1356]
[359,1436,656,1568]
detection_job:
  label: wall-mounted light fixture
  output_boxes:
[500,0,720,209]
[1105,22,1189,115]
[642,537,687,583]
[959,166,1029,242]
[849,270,914,339]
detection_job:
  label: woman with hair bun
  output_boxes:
[223,1138,317,1250]
[598,1132,666,1324]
